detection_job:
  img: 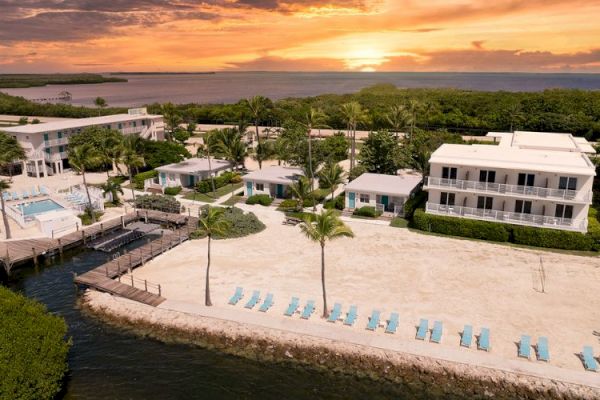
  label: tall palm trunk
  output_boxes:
[82,171,96,224]
[129,168,136,210]
[205,140,216,194]
[255,121,262,169]
[1,196,11,239]
[307,128,316,212]
[321,243,328,318]
[350,125,356,170]
[205,235,212,306]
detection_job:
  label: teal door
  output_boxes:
[160,172,166,186]
[381,195,389,211]
[246,181,253,196]
[276,184,284,198]
[189,175,195,187]
[348,192,356,208]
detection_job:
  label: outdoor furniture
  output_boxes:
[283,217,303,226]
[12,192,21,200]
[582,346,597,371]
[40,186,49,195]
[343,305,358,326]
[461,325,473,348]
[2,192,10,201]
[478,328,490,351]
[385,312,399,334]
[228,287,243,305]
[22,191,29,199]
[244,290,260,309]
[518,335,531,359]
[431,321,443,343]
[284,297,300,316]
[366,310,381,331]
[537,336,549,362]
[301,300,315,319]
[259,293,274,312]
[327,303,342,323]
[416,319,428,340]
[31,187,41,197]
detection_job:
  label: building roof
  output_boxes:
[2,113,162,134]
[430,144,596,176]
[156,158,231,174]
[242,166,304,184]
[345,173,422,197]
[486,131,596,154]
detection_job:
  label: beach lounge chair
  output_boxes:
[385,312,399,334]
[343,305,357,326]
[284,297,300,316]
[478,328,490,352]
[366,310,381,331]
[431,321,443,343]
[259,293,274,312]
[22,191,29,199]
[40,186,49,195]
[301,300,315,319]
[537,336,549,362]
[2,192,10,201]
[461,325,473,348]
[31,187,40,197]
[582,346,597,371]
[12,192,21,201]
[518,335,531,359]
[327,303,342,323]
[244,290,260,309]
[416,319,428,340]
[228,287,244,305]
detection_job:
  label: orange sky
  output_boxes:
[1,0,600,72]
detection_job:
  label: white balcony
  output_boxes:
[44,151,68,162]
[121,126,145,135]
[425,202,587,232]
[424,177,591,203]
[44,137,69,146]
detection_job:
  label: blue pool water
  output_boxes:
[17,199,64,216]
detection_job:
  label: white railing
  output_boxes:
[121,126,145,135]
[44,151,67,162]
[425,202,587,232]
[44,137,69,146]
[424,177,591,202]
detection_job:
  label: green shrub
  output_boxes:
[78,209,104,226]
[311,188,329,202]
[390,217,409,228]
[230,174,242,184]
[278,199,299,211]
[133,170,158,189]
[246,194,273,206]
[134,194,181,213]
[403,190,427,219]
[194,206,266,239]
[587,208,600,249]
[195,171,240,193]
[511,225,595,251]
[0,286,71,400]
[324,193,345,210]
[411,209,510,242]
[353,206,382,218]
[164,186,182,196]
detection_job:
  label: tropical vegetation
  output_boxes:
[68,143,102,223]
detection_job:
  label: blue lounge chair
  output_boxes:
[582,346,597,371]
[301,300,315,319]
[461,325,473,348]
[31,187,41,197]
[2,192,10,201]
[327,303,342,323]
[537,337,549,362]
[366,310,381,331]
[12,192,20,200]
[259,293,274,312]
[343,305,357,326]
[416,319,428,340]
[385,312,399,334]
[284,297,299,316]
[478,328,490,351]
[431,321,443,343]
[228,287,243,305]
[40,186,49,195]
[22,191,29,199]
[518,335,531,359]
[244,290,260,309]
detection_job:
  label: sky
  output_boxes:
[1,0,600,73]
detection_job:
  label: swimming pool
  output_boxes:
[15,199,65,218]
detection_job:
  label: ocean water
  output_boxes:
[2,72,600,107]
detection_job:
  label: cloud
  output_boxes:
[232,0,372,13]
[472,41,485,50]
[225,55,346,71]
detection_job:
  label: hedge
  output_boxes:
[324,194,345,210]
[164,186,182,196]
[133,170,158,189]
[511,225,595,251]
[411,209,510,242]
[134,194,181,213]
[353,206,382,218]
[403,190,427,219]
[195,171,239,194]
[192,206,266,239]
[0,286,71,400]
[245,194,273,206]
[277,199,299,211]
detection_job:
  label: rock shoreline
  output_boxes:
[82,291,599,400]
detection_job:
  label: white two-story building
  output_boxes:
[3,108,164,178]
[424,131,597,233]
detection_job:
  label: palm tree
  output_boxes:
[299,210,354,318]
[290,176,312,212]
[94,97,107,116]
[100,132,123,178]
[318,162,345,201]
[245,96,270,159]
[121,136,145,208]
[161,102,181,142]
[385,105,410,139]
[68,144,102,224]
[0,179,12,239]
[340,102,369,170]
[101,179,124,205]
[405,99,421,142]
[0,131,26,181]
[252,140,274,170]
[298,107,328,210]
[213,128,247,171]
[198,206,231,306]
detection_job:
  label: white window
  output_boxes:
[359,193,370,203]
[256,183,264,191]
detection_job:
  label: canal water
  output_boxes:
[4,240,415,400]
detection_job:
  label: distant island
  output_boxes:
[0,74,127,88]
[109,72,216,75]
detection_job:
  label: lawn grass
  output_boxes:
[183,182,243,202]
[390,217,409,228]
[221,195,242,206]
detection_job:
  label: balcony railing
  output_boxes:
[425,202,587,232]
[121,126,145,135]
[44,151,68,162]
[44,137,69,146]
[424,177,591,202]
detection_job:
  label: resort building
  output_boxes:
[3,108,164,178]
[153,158,231,189]
[345,173,422,215]
[424,131,597,233]
[242,166,304,198]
